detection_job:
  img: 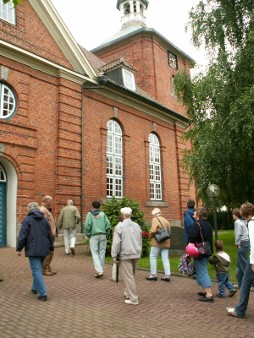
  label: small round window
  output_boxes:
[0,82,17,120]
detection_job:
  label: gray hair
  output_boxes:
[27,202,40,212]
[42,195,52,202]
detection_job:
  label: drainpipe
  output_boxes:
[80,86,84,233]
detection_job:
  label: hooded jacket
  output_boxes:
[85,209,110,238]
[16,210,54,257]
[208,251,231,273]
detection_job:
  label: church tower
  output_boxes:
[116,0,149,29]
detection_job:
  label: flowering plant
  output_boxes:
[141,228,150,256]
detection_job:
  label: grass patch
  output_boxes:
[106,230,237,282]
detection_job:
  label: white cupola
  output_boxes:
[116,0,149,28]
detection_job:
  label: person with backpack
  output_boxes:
[209,240,237,298]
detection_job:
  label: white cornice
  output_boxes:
[28,0,97,79]
[0,40,97,85]
[86,86,189,129]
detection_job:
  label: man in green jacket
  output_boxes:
[85,201,110,278]
[58,200,80,256]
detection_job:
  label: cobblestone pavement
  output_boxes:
[0,246,253,338]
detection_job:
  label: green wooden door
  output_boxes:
[0,183,6,247]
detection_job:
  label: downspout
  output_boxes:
[80,86,84,232]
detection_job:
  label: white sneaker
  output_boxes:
[124,299,139,305]
[226,307,238,317]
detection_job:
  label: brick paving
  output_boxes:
[0,245,253,338]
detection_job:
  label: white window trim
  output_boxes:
[106,120,123,198]
[122,68,136,91]
[149,133,162,201]
[0,0,16,25]
[0,82,17,120]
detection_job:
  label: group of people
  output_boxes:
[13,195,254,315]
[183,199,254,318]
[15,198,143,305]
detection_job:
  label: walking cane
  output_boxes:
[116,241,121,284]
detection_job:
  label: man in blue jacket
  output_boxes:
[184,199,195,244]
[17,202,54,301]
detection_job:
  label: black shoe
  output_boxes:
[161,277,170,282]
[198,296,214,302]
[197,291,206,297]
[31,289,37,294]
[37,295,47,301]
[216,293,226,298]
[229,289,237,297]
[145,276,157,281]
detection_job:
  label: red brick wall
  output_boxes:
[93,33,192,117]
[0,1,73,70]
[0,56,82,222]
[81,89,188,222]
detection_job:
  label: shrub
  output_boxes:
[101,196,150,256]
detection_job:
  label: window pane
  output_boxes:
[0,0,15,24]
[0,83,17,119]
[107,134,113,153]
[106,120,123,197]
[168,51,178,69]
[123,69,136,91]
[149,133,162,200]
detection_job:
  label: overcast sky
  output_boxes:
[51,0,205,65]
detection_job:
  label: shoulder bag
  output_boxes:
[195,222,212,257]
[154,217,171,243]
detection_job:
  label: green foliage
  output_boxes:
[207,210,234,230]
[3,0,23,6]
[175,0,254,208]
[101,197,150,256]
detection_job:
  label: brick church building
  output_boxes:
[0,0,195,247]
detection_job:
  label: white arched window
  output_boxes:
[106,120,123,198]
[149,133,162,200]
[0,82,17,119]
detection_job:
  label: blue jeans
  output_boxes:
[89,234,107,273]
[150,246,170,276]
[217,272,234,296]
[235,264,254,317]
[29,257,47,296]
[236,241,250,288]
[194,257,212,289]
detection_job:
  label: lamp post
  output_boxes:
[206,184,220,240]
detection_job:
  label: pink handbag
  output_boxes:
[186,242,199,258]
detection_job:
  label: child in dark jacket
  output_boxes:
[209,240,237,298]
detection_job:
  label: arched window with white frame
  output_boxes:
[106,120,123,198]
[149,133,162,200]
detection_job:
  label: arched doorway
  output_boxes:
[0,165,7,246]
[0,159,17,247]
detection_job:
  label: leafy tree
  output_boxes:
[3,0,23,6]
[174,0,254,208]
